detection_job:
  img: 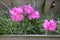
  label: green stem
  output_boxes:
[45,30,48,35]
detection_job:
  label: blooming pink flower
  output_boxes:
[43,19,56,31]
[9,7,24,22]
[24,4,34,15]
[9,7,23,15]
[28,11,40,20]
[24,4,40,20]
[11,15,24,22]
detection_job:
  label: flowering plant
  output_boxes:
[0,0,60,35]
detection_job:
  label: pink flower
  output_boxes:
[11,15,24,22]
[28,11,40,20]
[9,7,24,22]
[43,19,56,31]
[24,4,34,15]
[9,7,23,15]
[24,4,40,20]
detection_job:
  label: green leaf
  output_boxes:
[41,0,46,14]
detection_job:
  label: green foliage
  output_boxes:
[0,10,60,35]
[0,10,45,34]
[41,0,46,14]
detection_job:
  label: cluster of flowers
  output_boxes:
[9,4,56,32]
[9,4,40,22]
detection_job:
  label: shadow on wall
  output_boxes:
[45,0,60,18]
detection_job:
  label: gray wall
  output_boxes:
[0,0,60,17]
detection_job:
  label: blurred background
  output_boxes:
[0,0,60,18]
